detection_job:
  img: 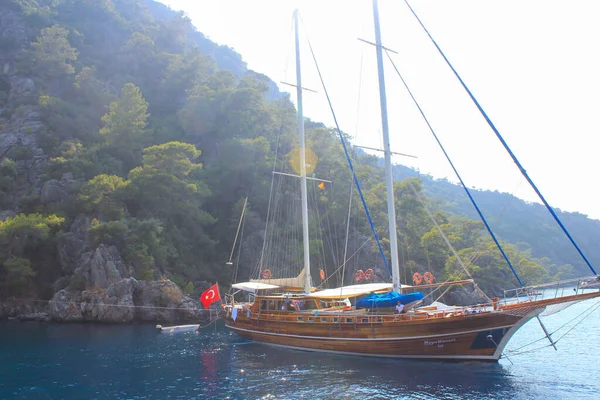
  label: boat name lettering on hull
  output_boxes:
[424,338,456,348]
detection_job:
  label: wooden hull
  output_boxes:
[224,291,600,361]
[225,310,538,361]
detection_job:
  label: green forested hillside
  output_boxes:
[394,165,600,278]
[0,0,594,305]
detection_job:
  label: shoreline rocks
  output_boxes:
[1,277,210,324]
[0,299,50,322]
[43,277,208,324]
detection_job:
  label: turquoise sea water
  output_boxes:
[1,299,599,400]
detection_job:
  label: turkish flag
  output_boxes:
[200,283,221,308]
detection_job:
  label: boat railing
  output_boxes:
[501,275,598,305]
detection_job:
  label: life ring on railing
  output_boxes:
[261,269,271,279]
[423,271,435,284]
[413,272,423,285]
[355,269,365,282]
[320,269,326,280]
[364,268,374,281]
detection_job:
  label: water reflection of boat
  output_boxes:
[229,338,517,399]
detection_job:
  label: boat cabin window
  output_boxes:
[345,318,354,323]
[333,317,339,323]
[259,299,279,311]
[274,301,295,311]
[297,299,318,310]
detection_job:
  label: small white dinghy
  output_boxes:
[156,324,199,334]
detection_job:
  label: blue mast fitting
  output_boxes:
[404,0,597,277]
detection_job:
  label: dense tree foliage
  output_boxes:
[0,214,64,295]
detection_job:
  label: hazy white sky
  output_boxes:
[159,0,600,220]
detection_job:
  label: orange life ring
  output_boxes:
[355,269,365,282]
[320,269,326,280]
[423,271,434,284]
[262,269,271,279]
[364,268,374,281]
[413,272,423,285]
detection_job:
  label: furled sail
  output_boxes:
[250,270,307,291]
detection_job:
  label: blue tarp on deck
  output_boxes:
[356,291,424,309]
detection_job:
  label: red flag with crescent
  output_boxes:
[200,283,221,308]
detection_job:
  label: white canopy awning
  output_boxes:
[232,282,280,293]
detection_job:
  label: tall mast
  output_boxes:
[373,0,401,292]
[294,10,312,294]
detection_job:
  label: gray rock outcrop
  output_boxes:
[0,210,17,221]
[48,277,205,323]
[79,277,138,322]
[0,102,48,207]
[1,7,48,208]
[133,280,206,322]
[47,244,205,323]
[57,216,91,274]
[0,9,28,69]
[49,289,84,322]
[73,244,133,289]
[40,172,78,205]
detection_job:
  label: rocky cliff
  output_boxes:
[1,244,213,323]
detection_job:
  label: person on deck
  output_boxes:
[396,301,404,314]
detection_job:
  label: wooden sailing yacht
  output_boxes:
[222,1,600,361]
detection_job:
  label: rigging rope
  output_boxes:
[301,16,392,279]
[229,201,247,289]
[228,198,248,264]
[505,298,600,356]
[256,99,287,277]
[310,182,331,280]
[341,181,354,289]
[403,0,597,277]
[383,49,524,288]
[321,237,374,288]
[394,166,481,294]
[552,298,600,342]
[5,297,221,313]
